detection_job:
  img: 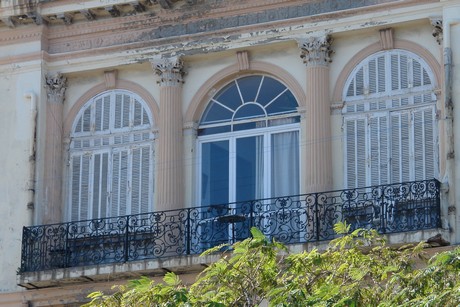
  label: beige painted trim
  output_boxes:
[185,60,306,123]
[63,79,159,137]
[332,39,442,103]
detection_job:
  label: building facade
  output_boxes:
[0,0,459,305]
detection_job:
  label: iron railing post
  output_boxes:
[124,215,130,263]
[20,226,27,273]
[435,179,441,228]
[315,193,320,242]
[64,222,70,268]
[250,201,254,228]
[380,188,386,234]
[186,208,191,255]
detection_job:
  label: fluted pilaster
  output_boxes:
[300,35,333,193]
[153,58,185,211]
[44,72,67,224]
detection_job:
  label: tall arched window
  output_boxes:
[343,49,437,188]
[198,75,300,205]
[69,90,155,221]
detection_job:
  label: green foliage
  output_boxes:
[84,223,460,307]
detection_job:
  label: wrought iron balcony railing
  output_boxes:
[20,179,441,272]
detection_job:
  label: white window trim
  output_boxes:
[68,90,155,222]
[343,49,438,188]
[196,123,301,206]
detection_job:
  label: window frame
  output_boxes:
[197,123,301,206]
[68,89,155,222]
[342,49,438,188]
[196,74,301,206]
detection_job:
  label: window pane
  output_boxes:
[265,90,298,115]
[201,102,234,124]
[257,77,286,106]
[236,76,262,103]
[271,131,299,197]
[201,141,229,206]
[236,136,264,202]
[233,104,265,120]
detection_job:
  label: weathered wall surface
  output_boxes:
[0,0,455,304]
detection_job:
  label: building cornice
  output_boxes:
[0,0,442,74]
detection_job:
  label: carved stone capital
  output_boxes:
[45,73,67,104]
[300,35,333,67]
[153,58,185,87]
[430,18,443,45]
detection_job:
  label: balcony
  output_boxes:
[20,179,441,273]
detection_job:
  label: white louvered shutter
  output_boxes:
[345,118,367,188]
[369,114,389,186]
[344,50,437,188]
[390,111,411,183]
[111,149,130,216]
[70,90,154,221]
[130,145,152,214]
[413,107,436,180]
[70,154,91,221]
[91,152,109,219]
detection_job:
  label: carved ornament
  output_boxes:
[300,35,333,67]
[430,18,443,45]
[45,73,67,104]
[153,58,185,87]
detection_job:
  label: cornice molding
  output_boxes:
[1,0,434,54]
[0,26,45,44]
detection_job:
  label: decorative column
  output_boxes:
[153,58,185,211]
[300,35,333,193]
[44,73,67,224]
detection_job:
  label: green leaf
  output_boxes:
[250,227,266,240]
[333,221,350,235]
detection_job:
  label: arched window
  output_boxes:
[343,49,437,188]
[198,75,300,205]
[69,90,155,221]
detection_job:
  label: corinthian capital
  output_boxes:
[300,35,333,67]
[153,58,185,87]
[430,18,443,45]
[45,73,67,104]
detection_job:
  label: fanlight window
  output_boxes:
[199,75,299,136]
[343,49,437,188]
[69,90,154,221]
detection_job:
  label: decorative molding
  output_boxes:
[153,58,185,87]
[330,102,345,114]
[236,51,250,71]
[183,121,198,136]
[105,6,121,18]
[57,12,73,25]
[157,0,173,9]
[45,73,67,104]
[104,70,118,89]
[296,106,307,119]
[80,9,95,21]
[379,28,394,50]
[132,1,146,13]
[300,35,333,67]
[430,18,443,45]
[1,17,15,28]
